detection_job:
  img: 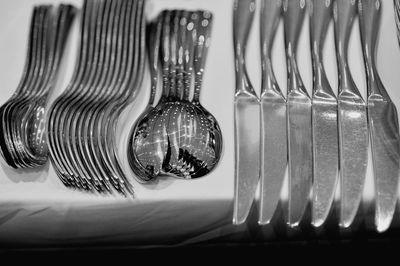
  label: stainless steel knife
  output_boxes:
[283,0,313,227]
[334,0,369,229]
[259,0,287,225]
[359,0,400,232]
[233,0,260,225]
[309,0,339,227]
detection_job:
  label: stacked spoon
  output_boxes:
[46,0,145,195]
[0,4,76,169]
[127,10,223,182]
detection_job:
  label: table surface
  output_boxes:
[1,0,400,248]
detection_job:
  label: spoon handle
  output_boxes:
[160,11,171,100]
[168,10,179,100]
[147,18,162,106]
[283,0,307,95]
[358,0,387,97]
[176,11,189,101]
[233,0,257,96]
[260,0,282,94]
[192,11,213,103]
[182,12,198,101]
[309,0,333,95]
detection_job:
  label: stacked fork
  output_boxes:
[46,0,145,195]
[0,5,76,169]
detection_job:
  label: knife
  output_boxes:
[283,0,313,227]
[233,0,260,225]
[309,0,339,227]
[334,0,368,228]
[259,0,287,225]
[358,0,400,232]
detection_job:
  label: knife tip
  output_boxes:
[375,216,393,233]
[338,219,352,229]
[257,219,271,226]
[311,217,325,228]
[286,220,300,228]
[232,216,246,225]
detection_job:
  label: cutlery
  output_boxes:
[46,0,144,194]
[333,0,368,228]
[359,0,400,232]
[127,10,222,181]
[258,0,287,225]
[0,5,75,169]
[233,0,260,225]
[283,0,312,227]
[309,0,339,227]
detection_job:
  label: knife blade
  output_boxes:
[258,0,287,225]
[334,0,369,228]
[359,0,400,232]
[309,0,339,227]
[283,0,313,227]
[233,0,260,225]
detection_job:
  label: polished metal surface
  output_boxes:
[395,0,400,44]
[0,5,75,169]
[258,0,287,225]
[46,0,145,194]
[333,0,368,228]
[127,10,222,181]
[359,0,400,232]
[309,0,338,227]
[283,0,312,227]
[233,0,260,225]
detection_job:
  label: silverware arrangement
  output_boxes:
[127,9,223,182]
[46,0,145,195]
[0,4,76,169]
[234,0,400,233]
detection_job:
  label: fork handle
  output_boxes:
[233,0,257,95]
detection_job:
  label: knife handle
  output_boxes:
[358,0,388,97]
[309,0,333,94]
[193,11,213,103]
[260,0,282,95]
[333,0,360,95]
[283,0,307,94]
[233,0,257,96]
